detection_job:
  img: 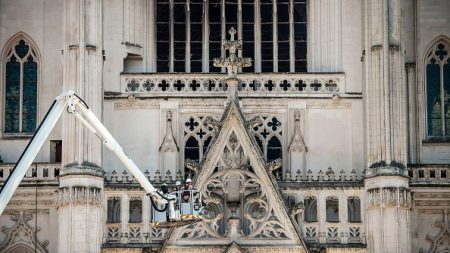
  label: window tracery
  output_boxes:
[426,40,450,137]
[3,37,39,134]
[183,114,219,176]
[156,0,307,73]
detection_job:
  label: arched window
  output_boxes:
[3,36,39,134]
[107,197,121,223]
[304,196,317,222]
[326,196,339,222]
[129,198,142,223]
[425,40,450,137]
[347,196,361,222]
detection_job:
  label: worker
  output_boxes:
[182,178,193,202]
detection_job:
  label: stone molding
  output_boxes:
[367,187,411,208]
[55,186,102,207]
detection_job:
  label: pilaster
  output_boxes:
[60,0,104,252]
[363,0,410,252]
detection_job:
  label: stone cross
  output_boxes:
[213,27,252,100]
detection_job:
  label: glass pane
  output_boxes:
[15,40,29,59]
[267,136,282,161]
[444,62,450,135]
[157,1,170,72]
[107,198,121,223]
[22,56,37,133]
[427,61,442,136]
[5,56,20,133]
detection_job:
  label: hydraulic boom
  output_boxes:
[0,91,201,227]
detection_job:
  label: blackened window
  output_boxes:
[155,0,307,73]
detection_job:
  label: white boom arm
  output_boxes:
[0,91,169,215]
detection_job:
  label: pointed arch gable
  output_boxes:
[163,101,308,252]
[1,32,41,135]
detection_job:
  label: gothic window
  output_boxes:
[3,38,39,134]
[426,41,450,137]
[129,198,142,223]
[107,197,121,223]
[155,0,307,73]
[326,197,339,222]
[304,196,317,222]
[251,116,283,174]
[347,197,361,223]
[183,115,218,176]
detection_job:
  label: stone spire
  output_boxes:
[213,27,252,100]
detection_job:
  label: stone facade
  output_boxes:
[0,0,450,253]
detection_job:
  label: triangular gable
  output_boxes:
[164,100,308,252]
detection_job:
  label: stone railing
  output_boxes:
[408,165,450,185]
[0,163,60,185]
[104,167,364,188]
[304,224,365,245]
[119,72,345,97]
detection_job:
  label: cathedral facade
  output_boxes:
[0,0,449,252]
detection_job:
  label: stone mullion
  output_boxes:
[221,0,226,73]
[272,0,278,72]
[202,2,209,72]
[254,0,261,72]
[406,63,417,163]
[289,0,294,72]
[185,0,191,72]
[169,0,174,72]
[142,195,150,240]
[121,192,129,243]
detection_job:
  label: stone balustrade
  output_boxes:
[408,165,450,185]
[0,163,60,184]
[104,167,365,188]
[119,72,345,97]
[304,223,365,245]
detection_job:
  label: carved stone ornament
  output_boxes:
[165,99,307,251]
[367,187,411,208]
[159,111,179,152]
[288,110,307,152]
[0,211,49,253]
[55,186,102,207]
[425,210,450,253]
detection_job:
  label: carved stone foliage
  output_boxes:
[0,211,48,253]
[55,186,102,207]
[367,187,411,208]
[178,131,290,241]
[425,210,450,253]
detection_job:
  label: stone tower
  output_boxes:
[363,0,411,252]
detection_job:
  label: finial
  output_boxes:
[213,27,252,101]
[228,27,237,41]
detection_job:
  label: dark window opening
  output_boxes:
[326,198,339,222]
[107,198,121,223]
[347,197,361,222]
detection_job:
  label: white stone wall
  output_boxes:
[0,0,64,163]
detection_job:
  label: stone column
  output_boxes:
[363,0,410,252]
[59,0,104,252]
